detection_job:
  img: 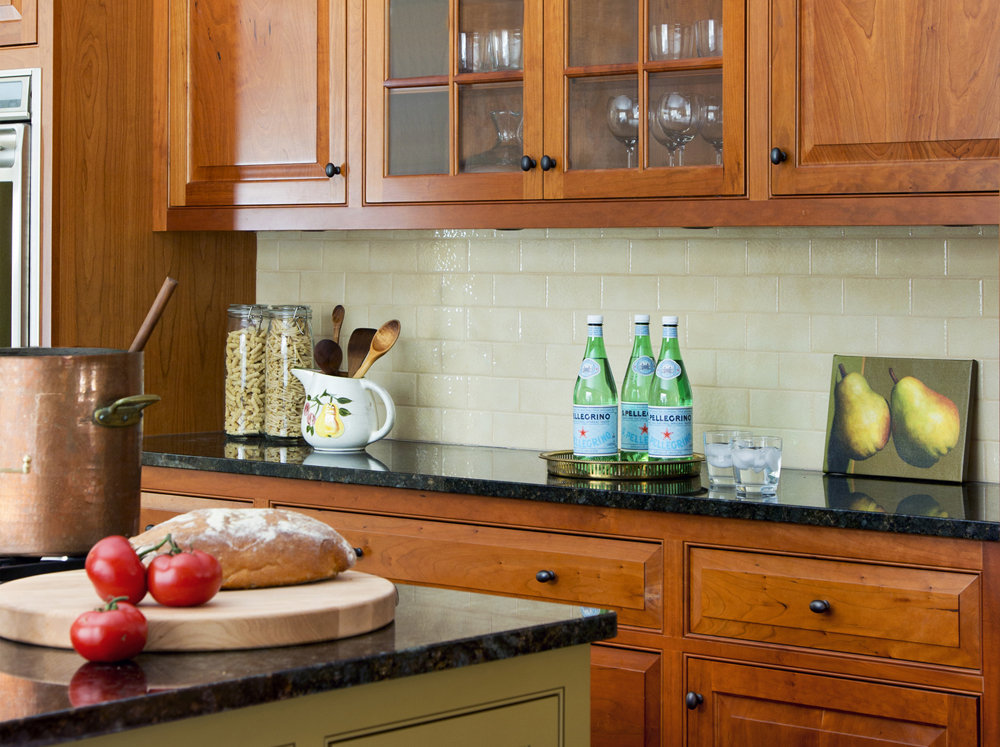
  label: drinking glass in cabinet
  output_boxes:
[489,28,522,71]
[699,96,723,164]
[567,76,638,170]
[606,95,640,168]
[695,19,722,57]
[459,31,491,73]
[655,92,704,167]
[650,22,694,61]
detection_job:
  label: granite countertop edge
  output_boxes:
[4,613,616,747]
[141,450,1000,542]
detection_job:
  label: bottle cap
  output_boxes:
[634,314,650,323]
[662,315,679,325]
[587,315,604,324]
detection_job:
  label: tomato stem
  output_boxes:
[99,596,129,611]
[136,532,184,558]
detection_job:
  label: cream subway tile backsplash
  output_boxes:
[257,225,1000,482]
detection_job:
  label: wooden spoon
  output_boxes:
[346,327,377,378]
[129,277,179,352]
[331,305,345,345]
[313,339,343,375]
[352,320,401,379]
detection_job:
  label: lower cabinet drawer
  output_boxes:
[294,507,663,629]
[688,547,981,668]
[139,492,252,532]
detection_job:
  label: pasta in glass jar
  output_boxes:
[264,305,314,438]
[223,304,268,436]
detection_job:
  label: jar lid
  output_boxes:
[269,305,312,319]
[228,303,269,319]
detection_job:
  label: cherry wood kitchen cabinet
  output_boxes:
[363,0,744,203]
[160,0,348,210]
[140,466,999,747]
[768,0,1000,196]
[0,0,35,46]
[685,659,978,746]
[0,0,256,435]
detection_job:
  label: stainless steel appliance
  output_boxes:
[0,68,41,347]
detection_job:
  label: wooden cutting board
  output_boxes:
[0,569,396,652]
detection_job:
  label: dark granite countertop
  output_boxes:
[143,433,999,541]
[0,584,615,747]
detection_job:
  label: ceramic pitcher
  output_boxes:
[291,369,395,452]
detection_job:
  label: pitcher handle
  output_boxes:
[361,379,396,445]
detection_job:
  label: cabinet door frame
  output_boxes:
[686,657,979,746]
[770,0,1000,196]
[541,0,745,200]
[167,0,347,207]
[0,0,35,46]
[364,0,544,203]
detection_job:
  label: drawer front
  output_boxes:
[295,507,663,629]
[689,547,981,668]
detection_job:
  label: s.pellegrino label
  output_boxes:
[573,316,618,461]
[647,316,693,460]
[647,406,693,458]
[573,405,619,456]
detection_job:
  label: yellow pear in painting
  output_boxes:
[889,368,960,468]
[829,364,891,462]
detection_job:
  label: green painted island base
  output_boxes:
[76,645,591,747]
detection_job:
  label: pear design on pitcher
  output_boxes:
[889,368,960,468]
[315,403,346,438]
[829,363,891,463]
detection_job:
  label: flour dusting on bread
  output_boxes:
[130,508,356,590]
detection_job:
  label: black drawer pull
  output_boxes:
[685,692,703,709]
[520,155,536,171]
[354,547,364,558]
[535,570,556,583]
[540,155,556,171]
[770,147,787,164]
[325,162,341,177]
[809,599,830,613]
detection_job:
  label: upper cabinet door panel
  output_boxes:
[0,0,35,46]
[169,0,346,206]
[771,0,1000,195]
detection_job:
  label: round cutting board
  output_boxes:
[0,569,396,652]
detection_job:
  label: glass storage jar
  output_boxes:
[223,304,268,436]
[264,305,314,438]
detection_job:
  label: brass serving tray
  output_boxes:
[539,450,704,481]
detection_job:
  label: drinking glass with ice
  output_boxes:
[703,430,752,488]
[731,435,782,495]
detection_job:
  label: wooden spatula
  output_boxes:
[346,327,377,378]
[353,320,401,378]
[331,305,345,345]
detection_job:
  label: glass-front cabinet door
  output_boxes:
[542,0,743,199]
[365,0,545,202]
[365,0,742,203]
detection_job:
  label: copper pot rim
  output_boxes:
[0,347,139,358]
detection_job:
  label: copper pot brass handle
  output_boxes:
[0,455,31,474]
[93,394,162,427]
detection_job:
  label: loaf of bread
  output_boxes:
[129,508,357,590]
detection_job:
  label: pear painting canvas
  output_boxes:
[823,356,975,483]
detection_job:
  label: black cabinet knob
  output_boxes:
[325,162,341,177]
[354,547,364,558]
[535,570,556,583]
[809,599,830,613]
[144,524,155,531]
[540,155,556,171]
[685,692,703,710]
[770,147,787,165]
[520,155,536,171]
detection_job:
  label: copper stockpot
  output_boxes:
[0,348,159,556]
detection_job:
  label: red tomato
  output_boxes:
[85,535,147,605]
[147,548,222,607]
[68,661,147,707]
[70,598,148,663]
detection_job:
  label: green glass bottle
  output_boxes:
[619,314,654,461]
[572,315,618,461]
[647,315,693,460]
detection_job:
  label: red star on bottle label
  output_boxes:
[579,428,588,438]
[640,424,648,435]
[662,428,673,439]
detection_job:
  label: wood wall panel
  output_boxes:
[53,0,257,435]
